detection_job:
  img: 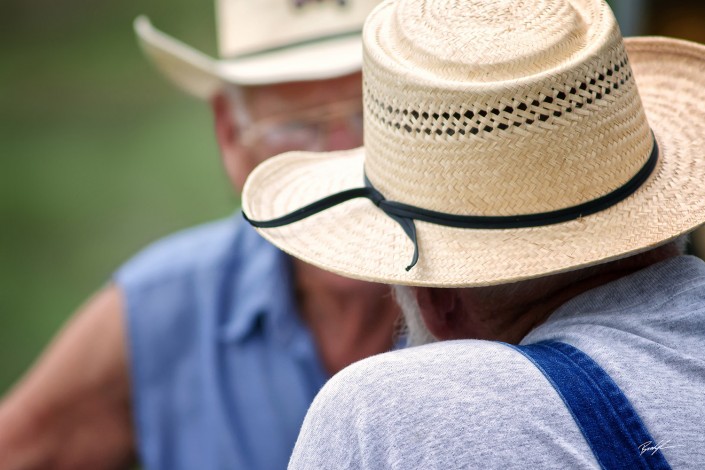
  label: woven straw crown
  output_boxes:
[242,0,705,286]
[362,0,652,216]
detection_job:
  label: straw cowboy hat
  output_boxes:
[134,0,381,99]
[242,0,705,287]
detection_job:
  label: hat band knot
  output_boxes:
[244,135,658,272]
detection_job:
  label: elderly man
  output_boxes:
[0,1,400,469]
[241,0,705,467]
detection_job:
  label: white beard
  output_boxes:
[393,285,438,347]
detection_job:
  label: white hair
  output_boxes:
[223,84,252,128]
[393,285,437,347]
[674,234,689,254]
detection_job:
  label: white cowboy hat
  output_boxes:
[241,0,705,287]
[134,0,381,99]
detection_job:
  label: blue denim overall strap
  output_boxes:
[508,341,672,470]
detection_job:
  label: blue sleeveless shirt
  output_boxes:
[115,213,328,469]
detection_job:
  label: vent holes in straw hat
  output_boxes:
[364,54,632,139]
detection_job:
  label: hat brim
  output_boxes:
[242,37,705,287]
[134,16,363,99]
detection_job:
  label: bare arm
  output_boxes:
[0,284,137,470]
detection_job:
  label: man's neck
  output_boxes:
[496,267,645,344]
[415,247,681,344]
[292,260,400,375]
[508,249,683,343]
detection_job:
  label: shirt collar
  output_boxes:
[222,215,302,344]
[555,255,705,317]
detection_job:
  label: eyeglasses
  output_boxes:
[238,97,364,157]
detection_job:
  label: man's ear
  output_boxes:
[413,287,461,340]
[211,92,253,191]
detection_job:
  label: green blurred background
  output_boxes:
[0,0,235,393]
[2,0,705,395]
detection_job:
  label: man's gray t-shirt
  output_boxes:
[289,256,705,469]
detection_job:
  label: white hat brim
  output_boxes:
[134,16,363,99]
[242,37,705,287]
